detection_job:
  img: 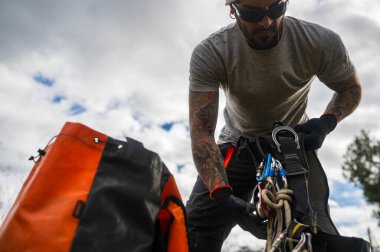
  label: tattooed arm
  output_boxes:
[189,90,267,238]
[189,90,229,191]
[295,71,362,150]
[324,71,362,122]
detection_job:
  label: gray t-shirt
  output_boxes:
[189,17,354,144]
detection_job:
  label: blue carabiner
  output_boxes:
[274,159,288,189]
[257,153,272,182]
[269,158,276,178]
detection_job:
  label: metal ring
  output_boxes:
[271,126,300,153]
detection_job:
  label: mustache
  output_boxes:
[257,25,276,32]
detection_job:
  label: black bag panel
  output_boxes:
[70,137,165,252]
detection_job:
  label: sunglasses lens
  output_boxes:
[235,0,287,23]
[268,1,288,19]
[240,12,266,23]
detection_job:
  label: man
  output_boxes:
[186,0,362,251]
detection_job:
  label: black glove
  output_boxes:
[211,187,267,239]
[294,114,337,151]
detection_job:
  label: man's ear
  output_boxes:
[230,5,236,15]
[229,4,237,19]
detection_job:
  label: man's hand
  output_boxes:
[211,187,267,239]
[294,114,337,151]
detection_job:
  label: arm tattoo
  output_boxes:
[189,91,229,191]
[324,72,362,122]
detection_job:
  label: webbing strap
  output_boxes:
[274,135,312,224]
[276,137,307,176]
[223,146,235,168]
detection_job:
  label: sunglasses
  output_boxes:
[232,0,288,23]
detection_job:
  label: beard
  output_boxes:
[237,18,283,50]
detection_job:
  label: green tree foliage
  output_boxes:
[342,130,380,223]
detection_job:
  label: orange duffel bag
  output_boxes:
[0,122,189,252]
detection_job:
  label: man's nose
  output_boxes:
[260,15,273,28]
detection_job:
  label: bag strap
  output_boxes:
[159,196,189,252]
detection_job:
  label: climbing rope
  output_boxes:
[255,153,312,252]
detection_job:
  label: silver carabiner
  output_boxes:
[271,126,300,153]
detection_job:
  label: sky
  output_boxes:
[1,0,380,250]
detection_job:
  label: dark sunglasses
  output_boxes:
[232,0,288,23]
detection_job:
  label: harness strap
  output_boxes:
[272,133,313,225]
[223,146,235,168]
[276,137,307,176]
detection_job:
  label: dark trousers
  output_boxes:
[185,144,259,252]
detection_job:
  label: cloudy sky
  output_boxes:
[1,0,380,250]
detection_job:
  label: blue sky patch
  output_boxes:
[69,103,86,115]
[177,164,185,173]
[330,181,364,207]
[161,122,174,132]
[33,72,54,87]
[52,95,66,103]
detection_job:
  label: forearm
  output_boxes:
[189,90,229,191]
[191,137,229,191]
[324,73,362,122]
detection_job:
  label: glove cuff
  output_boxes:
[210,185,233,200]
[320,113,337,133]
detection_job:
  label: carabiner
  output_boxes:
[274,159,288,189]
[257,153,272,182]
[256,159,265,179]
[272,125,300,153]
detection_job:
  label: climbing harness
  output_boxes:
[238,123,371,251]
[254,154,312,251]
[251,125,314,252]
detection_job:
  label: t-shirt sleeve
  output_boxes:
[189,42,222,92]
[317,30,355,84]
